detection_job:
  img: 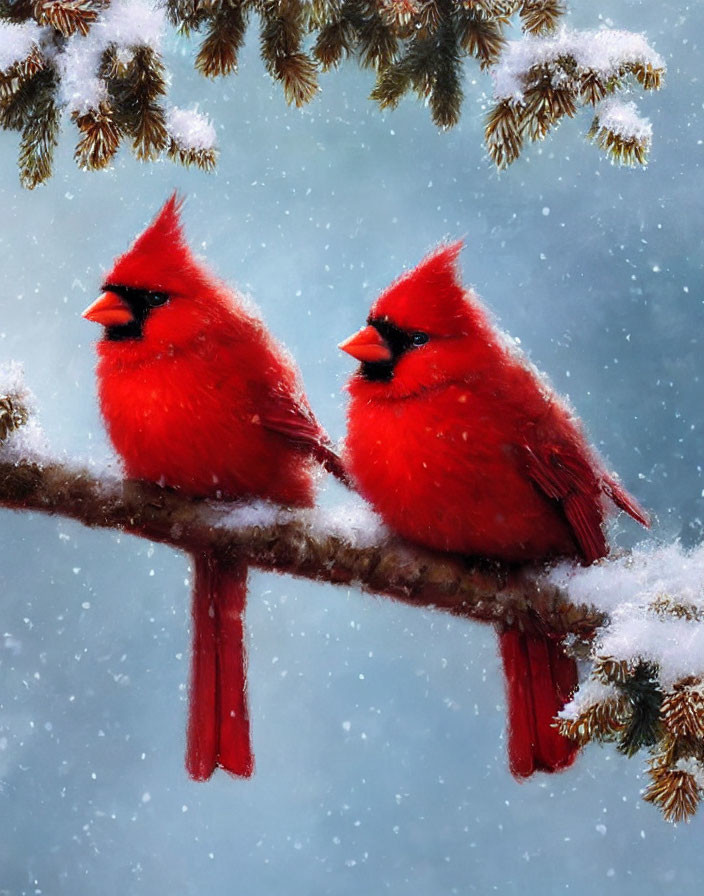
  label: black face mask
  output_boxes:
[360,318,428,382]
[101,284,170,341]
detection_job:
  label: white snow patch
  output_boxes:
[0,362,50,463]
[675,757,704,788]
[56,0,165,114]
[3,417,50,463]
[0,21,44,73]
[549,543,704,614]
[0,361,33,408]
[549,542,704,686]
[310,499,388,548]
[166,106,217,152]
[97,0,163,49]
[214,499,283,531]
[492,27,664,101]
[595,97,652,142]
[211,496,387,549]
[559,677,621,721]
[0,364,132,480]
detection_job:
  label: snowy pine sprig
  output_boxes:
[554,544,704,823]
[0,363,49,462]
[486,26,664,168]
[0,363,30,444]
[0,0,664,184]
[588,97,653,166]
[0,0,218,187]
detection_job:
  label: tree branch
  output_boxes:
[0,454,603,638]
[8,385,704,825]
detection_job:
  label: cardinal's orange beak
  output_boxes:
[82,292,134,327]
[339,325,392,363]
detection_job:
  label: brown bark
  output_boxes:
[0,455,604,638]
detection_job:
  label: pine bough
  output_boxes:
[0,0,664,187]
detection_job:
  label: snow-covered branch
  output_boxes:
[554,549,704,823]
[0,370,600,631]
[0,452,600,635]
[0,0,217,187]
[0,0,665,186]
[5,373,704,824]
[486,26,664,168]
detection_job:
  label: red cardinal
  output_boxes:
[83,195,345,780]
[340,242,649,778]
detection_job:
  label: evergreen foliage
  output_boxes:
[0,2,665,186]
[561,604,704,824]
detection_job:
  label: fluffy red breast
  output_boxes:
[342,242,647,562]
[89,195,321,508]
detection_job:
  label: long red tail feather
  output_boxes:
[186,553,253,780]
[499,628,578,778]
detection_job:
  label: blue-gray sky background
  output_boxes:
[1,0,703,892]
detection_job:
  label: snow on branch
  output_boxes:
[0,0,217,187]
[165,104,217,170]
[588,97,653,166]
[486,27,663,168]
[4,371,703,824]
[0,409,596,636]
[0,366,601,627]
[554,547,704,823]
[0,19,43,72]
[0,0,664,186]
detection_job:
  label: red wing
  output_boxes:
[522,443,608,564]
[260,390,350,486]
[260,388,324,445]
[602,475,651,528]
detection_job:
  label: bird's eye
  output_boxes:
[411,332,428,346]
[147,291,169,307]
